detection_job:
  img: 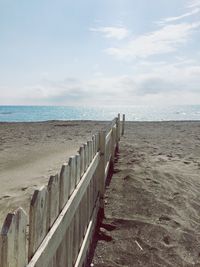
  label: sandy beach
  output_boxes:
[1,120,200,266]
[0,121,108,226]
[90,121,200,267]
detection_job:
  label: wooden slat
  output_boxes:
[0,208,27,267]
[122,114,125,136]
[117,113,121,142]
[47,174,60,229]
[76,154,81,185]
[66,220,73,267]
[105,128,112,146]
[99,131,106,210]
[57,163,70,267]
[29,186,48,261]
[90,178,94,217]
[92,135,95,158]
[87,141,91,164]
[95,133,99,152]
[79,146,85,177]
[74,197,100,267]
[73,209,79,264]
[69,156,76,196]
[105,157,111,182]
[27,152,100,267]
[59,163,70,211]
[83,143,88,170]
[83,190,88,235]
[55,228,68,267]
[90,140,93,160]
[94,134,97,153]
[111,126,117,161]
[79,199,84,247]
[115,117,120,150]
[93,168,98,204]
[86,186,89,226]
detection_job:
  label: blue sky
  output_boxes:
[0,0,200,105]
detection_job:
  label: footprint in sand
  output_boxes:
[123,175,131,181]
[21,187,28,191]
[159,215,181,228]
[0,195,11,200]
[159,215,171,221]
[184,161,191,165]
[163,235,170,245]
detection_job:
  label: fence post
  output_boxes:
[99,131,106,217]
[0,208,27,267]
[116,115,120,152]
[111,126,116,162]
[117,113,120,141]
[122,114,125,136]
[29,186,48,261]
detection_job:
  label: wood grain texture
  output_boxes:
[47,174,60,229]
[76,154,81,186]
[59,163,70,211]
[79,146,85,177]
[69,156,76,196]
[0,208,27,267]
[29,186,48,261]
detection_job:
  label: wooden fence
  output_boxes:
[0,114,125,267]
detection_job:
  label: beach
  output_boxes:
[1,121,200,266]
[0,121,108,226]
[90,121,200,266]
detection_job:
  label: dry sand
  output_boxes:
[0,121,108,226]
[1,120,200,266]
[90,121,200,267]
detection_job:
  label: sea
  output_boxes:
[0,105,200,122]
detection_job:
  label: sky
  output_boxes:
[0,0,200,106]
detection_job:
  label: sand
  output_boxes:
[89,121,200,267]
[0,121,108,226]
[1,120,200,266]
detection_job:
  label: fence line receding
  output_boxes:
[0,114,125,267]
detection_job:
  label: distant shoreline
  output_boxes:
[1,105,200,121]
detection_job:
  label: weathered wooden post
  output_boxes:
[122,114,125,136]
[0,208,27,267]
[29,186,48,261]
[111,126,116,163]
[116,115,120,152]
[99,131,106,217]
[117,113,121,141]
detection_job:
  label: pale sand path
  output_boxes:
[0,121,108,226]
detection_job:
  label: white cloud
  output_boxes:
[187,0,200,8]
[158,8,200,24]
[105,22,200,60]
[2,58,200,106]
[90,26,129,40]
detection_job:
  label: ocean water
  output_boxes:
[0,105,200,122]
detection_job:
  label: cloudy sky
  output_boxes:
[0,0,200,106]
